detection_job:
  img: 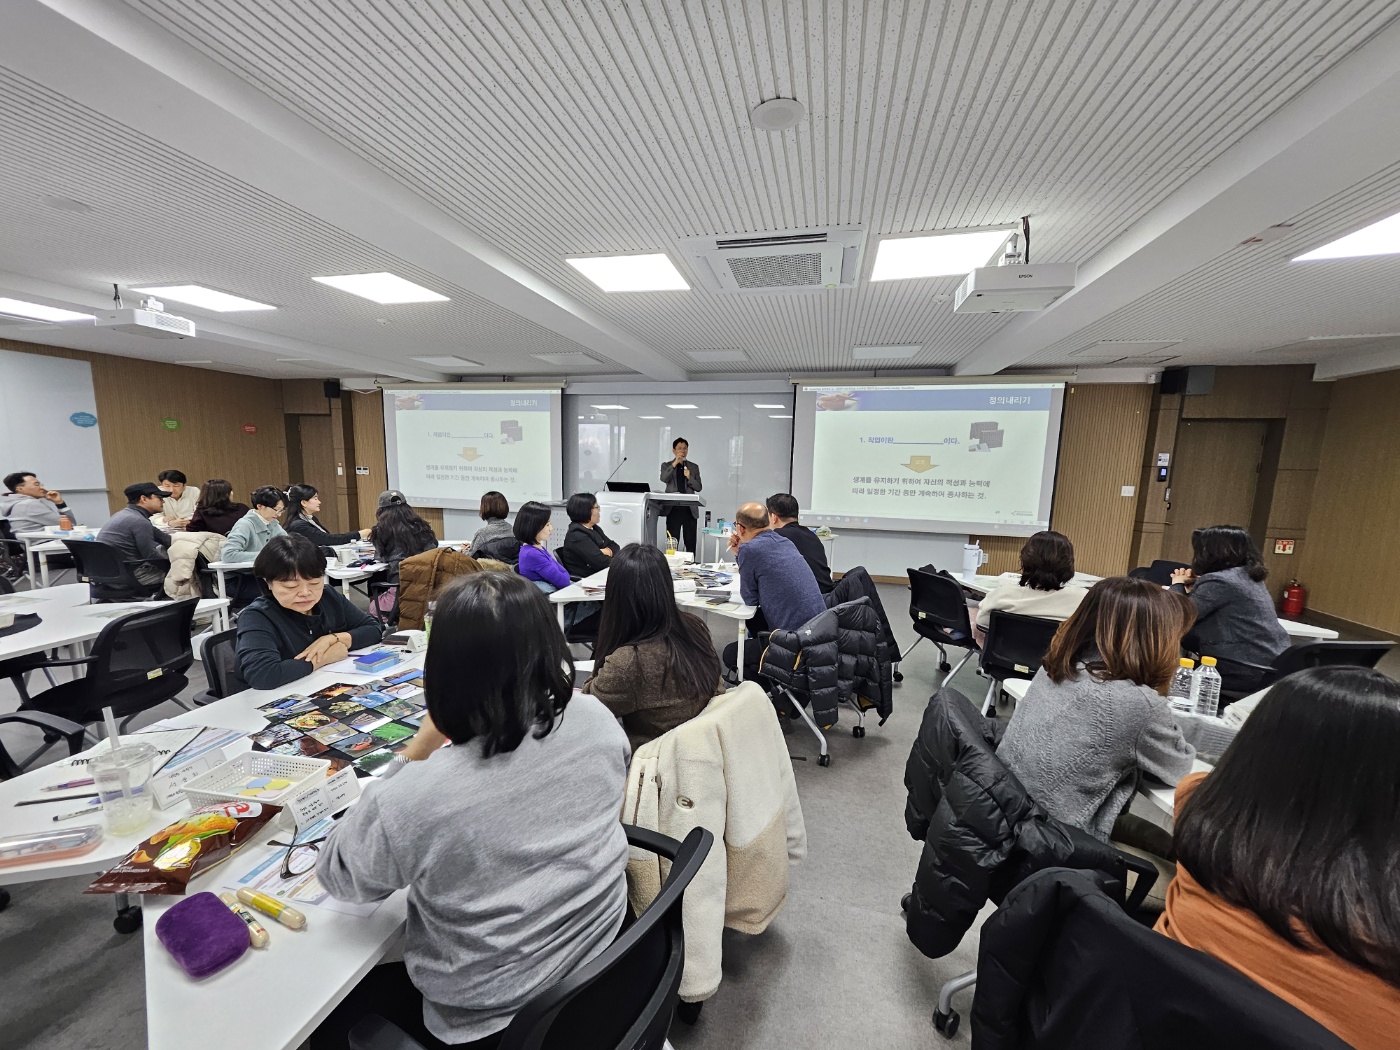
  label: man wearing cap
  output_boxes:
[96,482,174,589]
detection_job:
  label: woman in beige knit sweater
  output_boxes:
[582,543,724,749]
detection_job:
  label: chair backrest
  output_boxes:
[200,627,244,698]
[981,610,1061,681]
[906,565,975,638]
[1144,559,1189,586]
[499,826,713,1050]
[87,600,198,700]
[970,868,1352,1050]
[1271,639,1394,678]
[0,573,13,595]
[0,523,31,581]
[61,539,139,585]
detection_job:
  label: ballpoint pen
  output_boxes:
[41,778,96,791]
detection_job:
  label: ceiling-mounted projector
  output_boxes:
[96,297,196,339]
[954,262,1076,314]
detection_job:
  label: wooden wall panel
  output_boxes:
[349,391,389,528]
[1298,370,1400,634]
[282,379,332,415]
[1180,366,1293,419]
[1,337,288,513]
[974,382,1152,578]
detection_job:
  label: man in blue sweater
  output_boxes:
[724,502,826,681]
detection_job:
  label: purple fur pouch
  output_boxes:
[155,891,249,979]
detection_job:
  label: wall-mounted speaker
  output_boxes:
[1159,366,1215,396]
[323,379,342,399]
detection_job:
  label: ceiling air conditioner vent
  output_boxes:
[678,225,865,294]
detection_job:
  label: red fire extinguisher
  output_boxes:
[1281,579,1305,618]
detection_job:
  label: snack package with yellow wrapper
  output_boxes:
[85,800,281,895]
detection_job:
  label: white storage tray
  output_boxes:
[181,752,330,809]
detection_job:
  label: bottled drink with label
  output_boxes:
[1168,658,1196,714]
[1194,656,1222,718]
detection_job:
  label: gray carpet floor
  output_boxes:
[5,579,1391,1050]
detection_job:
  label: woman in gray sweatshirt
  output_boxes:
[314,570,630,1048]
[999,576,1197,842]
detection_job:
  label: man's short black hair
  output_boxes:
[425,571,573,756]
[157,469,187,485]
[766,493,800,521]
[3,472,35,493]
[671,436,688,449]
[250,486,286,510]
[253,534,327,581]
[124,482,165,503]
[566,492,597,524]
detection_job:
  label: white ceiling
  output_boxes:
[0,0,1399,382]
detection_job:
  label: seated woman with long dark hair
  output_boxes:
[188,478,248,536]
[370,492,439,585]
[998,576,1196,842]
[314,571,631,1049]
[283,482,369,546]
[583,543,723,748]
[1170,524,1289,691]
[1158,666,1400,1048]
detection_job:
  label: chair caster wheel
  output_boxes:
[852,725,865,738]
[900,892,911,912]
[0,887,10,912]
[818,753,831,767]
[940,661,952,673]
[934,1008,960,1037]
[892,670,904,683]
[113,906,142,935]
[676,1000,703,1025]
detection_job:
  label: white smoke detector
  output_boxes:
[750,97,805,132]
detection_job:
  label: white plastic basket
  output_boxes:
[181,752,330,809]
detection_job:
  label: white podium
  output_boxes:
[644,493,705,551]
[596,491,648,546]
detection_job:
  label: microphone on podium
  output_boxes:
[603,456,628,487]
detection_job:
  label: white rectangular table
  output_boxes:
[0,585,231,662]
[0,657,420,1050]
[206,561,386,599]
[16,528,98,587]
[951,571,1339,642]
[550,563,758,670]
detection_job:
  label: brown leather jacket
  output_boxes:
[395,546,484,629]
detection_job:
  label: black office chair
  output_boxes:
[0,521,30,584]
[1214,639,1395,701]
[348,826,713,1050]
[191,628,244,706]
[0,710,87,780]
[61,538,162,602]
[979,609,1062,716]
[1127,559,1189,587]
[17,600,199,754]
[900,565,980,682]
[970,868,1352,1049]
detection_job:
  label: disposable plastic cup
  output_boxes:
[91,743,159,835]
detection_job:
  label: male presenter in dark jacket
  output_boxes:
[658,436,702,554]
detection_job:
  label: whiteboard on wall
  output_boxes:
[0,348,107,489]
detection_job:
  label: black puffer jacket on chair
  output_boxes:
[824,566,896,721]
[903,687,1131,959]
[759,598,882,728]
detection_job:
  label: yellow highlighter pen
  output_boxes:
[220,891,270,948]
[236,887,307,929]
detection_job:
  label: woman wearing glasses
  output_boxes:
[312,571,632,1049]
[235,535,382,690]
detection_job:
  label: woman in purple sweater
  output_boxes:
[513,501,570,590]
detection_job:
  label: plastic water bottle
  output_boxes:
[1168,658,1196,713]
[1194,656,1222,718]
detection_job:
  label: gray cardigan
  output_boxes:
[221,509,286,564]
[1173,565,1290,672]
[998,666,1195,841]
[467,518,514,558]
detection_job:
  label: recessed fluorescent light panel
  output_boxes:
[1294,209,1400,261]
[686,349,748,363]
[133,285,274,312]
[315,272,449,304]
[638,415,664,420]
[769,414,793,419]
[0,298,92,322]
[852,344,921,360]
[412,356,482,369]
[753,403,786,408]
[566,253,689,292]
[590,404,629,410]
[665,404,698,409]
[870,229,1012,281]
[696,415,722,419]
